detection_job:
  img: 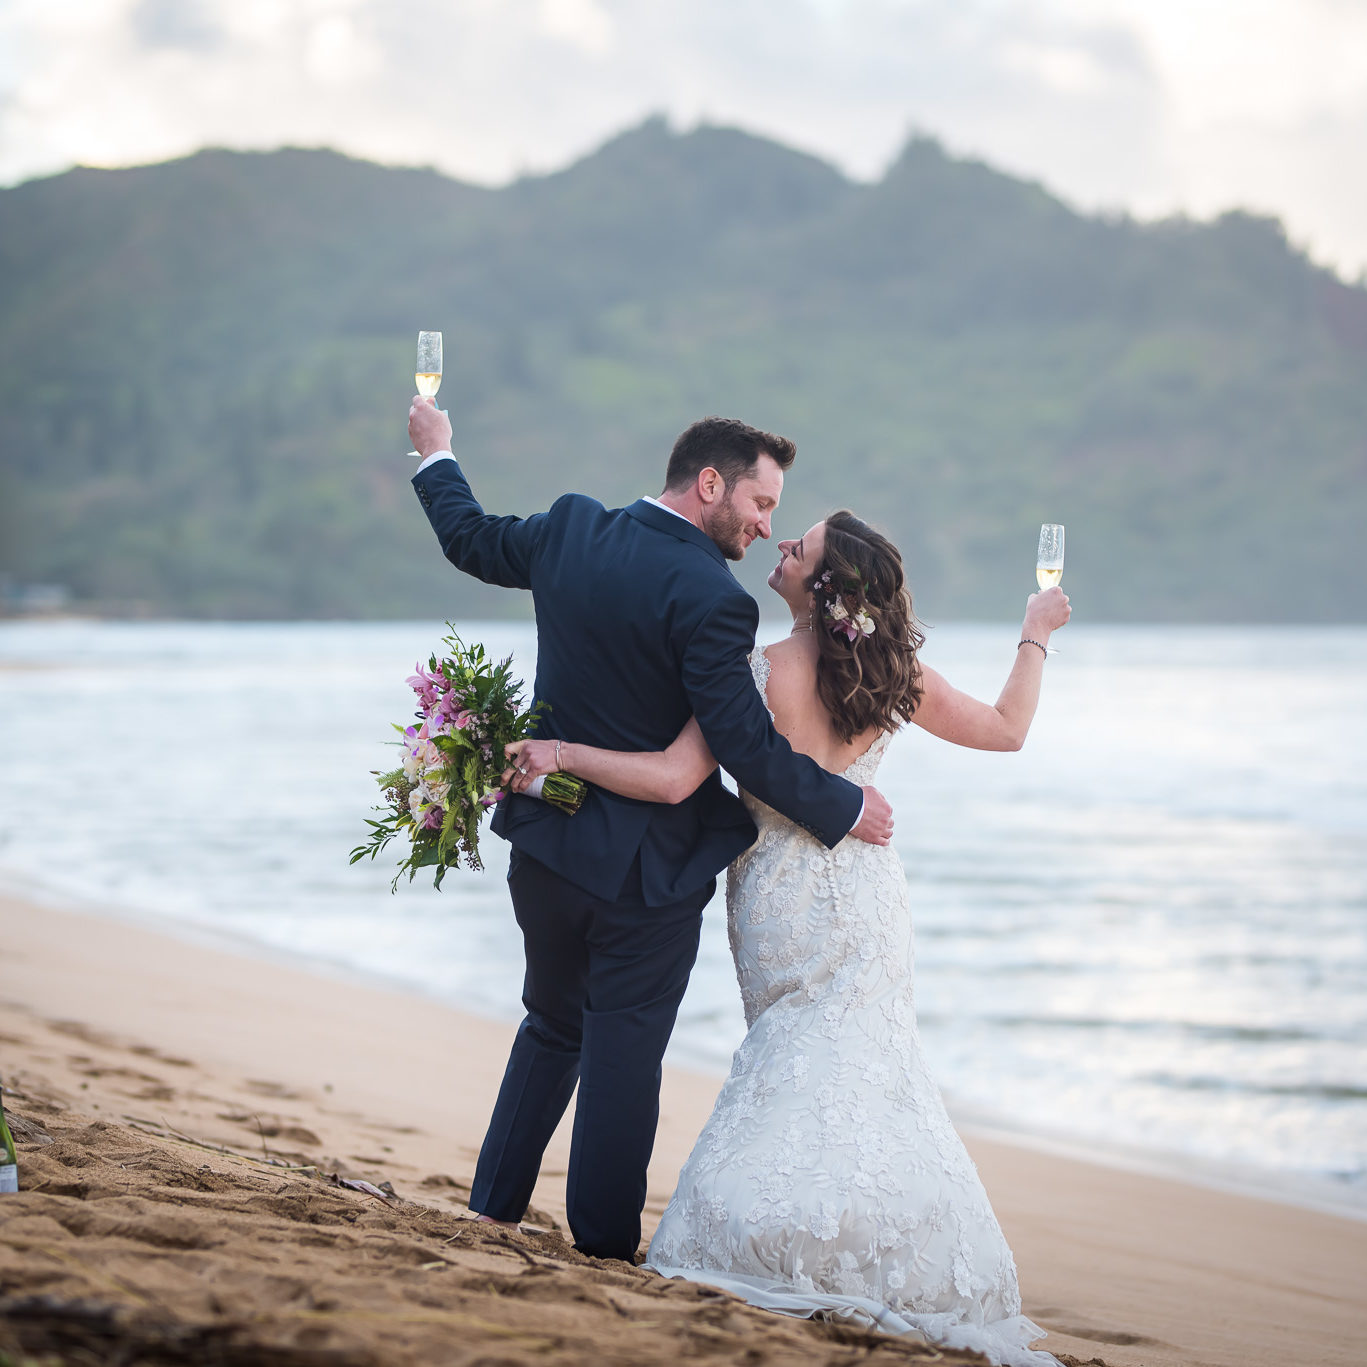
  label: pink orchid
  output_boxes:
[407,664,448,711]
[479,790,505,807]
[435,692,472,728]
[422,804,445,830]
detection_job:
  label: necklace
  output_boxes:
[790,618,814,635]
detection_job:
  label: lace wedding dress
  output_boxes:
[646,648,1059,1367]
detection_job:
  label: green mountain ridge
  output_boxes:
[1,118,1363,621]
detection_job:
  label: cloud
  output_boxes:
[538,0,616,57]
[129,0,223,52]
[0,0,1362,276]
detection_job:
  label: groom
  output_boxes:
[407,400,893,1261]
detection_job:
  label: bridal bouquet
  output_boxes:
[351,627,585,889]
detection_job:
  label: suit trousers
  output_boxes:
[469,849,713,1261]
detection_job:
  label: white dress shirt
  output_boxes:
[415,449,456,474]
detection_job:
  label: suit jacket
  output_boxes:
[413,459,863,905]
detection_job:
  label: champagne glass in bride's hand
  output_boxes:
[1036,523,1064,589]
[1035,523,1064,653]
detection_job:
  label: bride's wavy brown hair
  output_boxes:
[808,510,926,743]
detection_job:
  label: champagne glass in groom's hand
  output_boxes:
[415,331,442,398]
[409,330,445,459]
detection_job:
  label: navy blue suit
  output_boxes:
[413,456,861,1258]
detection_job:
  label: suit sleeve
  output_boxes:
[412,458,545,590]
[681,592,863,849]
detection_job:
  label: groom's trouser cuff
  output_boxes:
[469,1015,580,1221]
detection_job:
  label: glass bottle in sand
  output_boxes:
[0,1080,17,1192]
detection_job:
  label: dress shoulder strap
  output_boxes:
[748,646,776,725]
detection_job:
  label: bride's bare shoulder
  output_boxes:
[758,637,819,709]
[760,635,815,672]
[762,634,884,767]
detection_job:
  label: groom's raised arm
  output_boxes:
[681,592,864,850]
[408,400,547,589]
[412,457,546,590]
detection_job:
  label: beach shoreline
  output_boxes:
[3,891,1366,1366]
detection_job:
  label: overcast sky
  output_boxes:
[2,0,1364,278]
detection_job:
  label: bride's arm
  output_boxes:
[912,587,1071,751]
[503,717,717,804]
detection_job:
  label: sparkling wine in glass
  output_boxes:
[1036,523,1064,590]
[415,331,442,398]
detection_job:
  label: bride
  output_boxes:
[504,510,1070,1367]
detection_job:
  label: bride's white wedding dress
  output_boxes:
[646,648,1059,1367]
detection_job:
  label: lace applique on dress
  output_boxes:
[645,645,1059,1367]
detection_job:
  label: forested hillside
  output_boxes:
[1,117,1364,621]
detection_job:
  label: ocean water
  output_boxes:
[1,618,1364,1212]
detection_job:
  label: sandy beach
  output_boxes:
[2,894,1365,1367]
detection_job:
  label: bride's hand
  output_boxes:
[502,739,559,795]
[1023,586,1071,637]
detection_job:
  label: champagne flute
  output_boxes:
[1036,523,1064,590]
[1034,523,1064,655]
[415,330,442,398]
[408,330,444,461]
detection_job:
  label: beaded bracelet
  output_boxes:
[1018,638,1048,657]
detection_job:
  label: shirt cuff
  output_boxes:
[415,450,456,474]
[852,794,865,832]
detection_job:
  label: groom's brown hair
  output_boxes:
[664,417,796,492]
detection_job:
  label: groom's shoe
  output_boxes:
[474,1213,519,1229]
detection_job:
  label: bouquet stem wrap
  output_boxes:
[351,627,585,889]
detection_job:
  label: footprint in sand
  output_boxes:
[68,1060,162,1083]
[242,1079,304,1100]
[128,1044,193,1068]
[49,1020,120,1047]
[63,1057,178,1102]
[265,1123,323,1146]
[130,1083,177,1101]
[421,1173,473,1199]
[1048,1322,1165,1347]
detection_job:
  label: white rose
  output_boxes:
[828,600,849,622]
[424,778,451,806]
[408,788,425,820]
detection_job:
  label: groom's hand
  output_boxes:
[409,396,453,458]
[849,786,893,846]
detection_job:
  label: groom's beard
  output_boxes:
[705,492,748,561]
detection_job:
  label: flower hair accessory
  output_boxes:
[816,570,875,642]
